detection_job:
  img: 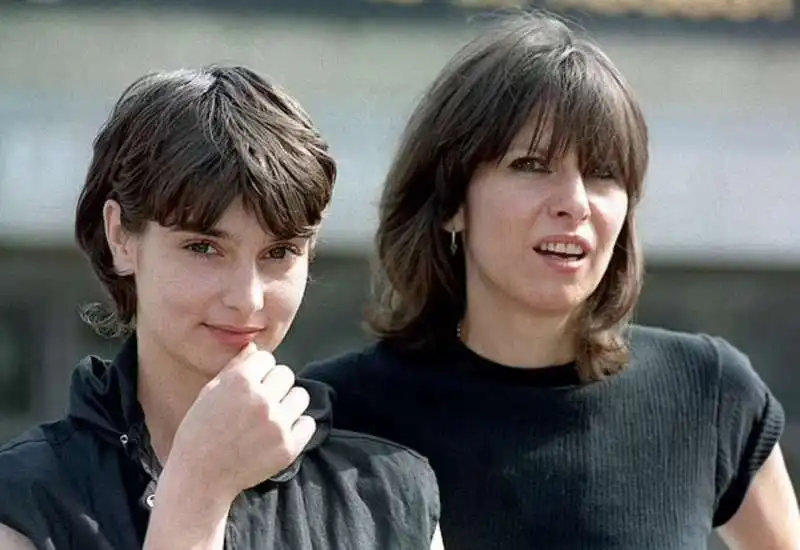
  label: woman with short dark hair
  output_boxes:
[0,65,443,550]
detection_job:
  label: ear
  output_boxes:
[442,205,465,233]
[103,199,138,276]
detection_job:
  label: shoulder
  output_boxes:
[328,426,432,461]
[625,324,783,458]
[0,422,72,484]
[627,324,719,364]
[321,428,437,489]
[0,421,77,536]
[310,427,440,514]
[302,343,380,379]
[298,429,440,544]
[301,342,407,395]
[627,324,763,387]
[300,343,432,422]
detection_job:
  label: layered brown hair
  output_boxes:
[75,65,336,337]
[367,12,649,380]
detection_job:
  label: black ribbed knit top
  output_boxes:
[302,325,784,550]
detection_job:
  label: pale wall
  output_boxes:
[0,9,798,264]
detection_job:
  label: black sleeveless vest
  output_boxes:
[0,336,440,549]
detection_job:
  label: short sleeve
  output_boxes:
[711,336,785,527]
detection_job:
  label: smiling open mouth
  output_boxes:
[534,242,587,261]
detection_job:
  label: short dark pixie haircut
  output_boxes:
[75,65,336,337]
[368,12,649,380]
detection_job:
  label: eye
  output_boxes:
[266,245,301,261]
[508,156,551,174]
[586,166,617,180]
[184,241,220,257]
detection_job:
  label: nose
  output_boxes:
[548,169,591,222]
[221,262,265,316]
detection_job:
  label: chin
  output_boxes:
[519,287,591,316]
[176,339,240,378]
[187,352,232,380]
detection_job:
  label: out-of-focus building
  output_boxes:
[1,5,798,540]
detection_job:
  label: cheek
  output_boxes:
[266,259,310,320]
[593,191,629,245]
[136,257,219,321]
[466,178,529,240]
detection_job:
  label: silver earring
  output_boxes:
[450,230,458,255]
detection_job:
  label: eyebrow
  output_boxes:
[198,227,234,240]
[172,226,239,243]
[506,145,549,157]
[173,226,311,244]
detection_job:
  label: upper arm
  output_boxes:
[716,444,800,550]
[0,523,37,550]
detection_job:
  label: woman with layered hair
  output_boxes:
[303,11,799,549]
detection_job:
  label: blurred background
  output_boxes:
[0,1,797,546]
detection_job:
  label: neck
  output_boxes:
[460,288,578,369]
[136,329,210,464]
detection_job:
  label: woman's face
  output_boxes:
[450,118,629,320]
[104,198,310,379]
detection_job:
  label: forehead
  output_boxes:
[212,199,253,227]
[501,98,630,173]
[163,198,279,243]
[507,115,554,152]
[503,110,576,164]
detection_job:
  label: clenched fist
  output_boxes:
[167,343,316,501]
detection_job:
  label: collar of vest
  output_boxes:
[66,333,334,489]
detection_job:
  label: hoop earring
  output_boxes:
[450,230,458,256]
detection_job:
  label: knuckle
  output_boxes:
[274,364,296,383]
[255,396,276,421]
[293,386,309,400]
[292,388,311,411]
